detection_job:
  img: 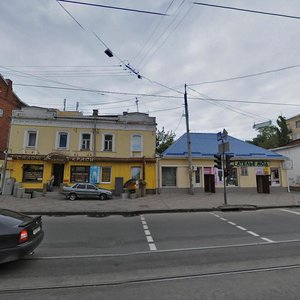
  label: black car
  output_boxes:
[0,209,44,264]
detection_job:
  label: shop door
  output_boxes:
[53,164,64,187]
[256,175,270,193]
[204,174,215,193]
[194,167,202,188]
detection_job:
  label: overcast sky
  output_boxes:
[1,0,300,141]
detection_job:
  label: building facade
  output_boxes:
[271,139,300,189]
[0,76,27,187]
[7,107,157,194]
[159,133,287,193]
[286,114,300,140]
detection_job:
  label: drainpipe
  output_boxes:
[92,110,98,157]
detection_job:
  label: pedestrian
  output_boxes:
[49,174,54,192]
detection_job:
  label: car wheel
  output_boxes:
[69,193,77,201]
[99,193,107,200]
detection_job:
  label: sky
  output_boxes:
[1,0,300,141]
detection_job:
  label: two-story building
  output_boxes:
[7,107,157,194]
[286,114,300,140]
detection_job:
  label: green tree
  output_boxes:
[249,115,291,148]
[156,127,176,154]
[276,115,291,146]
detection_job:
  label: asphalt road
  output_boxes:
[1,209,300,299]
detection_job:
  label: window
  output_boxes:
[241,167,248,176]
[162,167,176,186]
[296,120,300,128]
[101,167,112,183]
[70,166,90,182]
[131,167,141,180]
[131,135,142,151]
[81,133,91,150]
[103,134,113,151]
[22,164,43,182]
[26,130,37,147]
[57,132,68,149]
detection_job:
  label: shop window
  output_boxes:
[131,134,142,151]
[70,166,90,182]
[26,130,37,147]
[101,167,112,183]
[22,164,43,182]
[57,132,69,149]
[162,167,177,187]
[241,167,248,176]
[131,167,141,180]
[271,168,280,186]
[81,133,91,150]
[103,134,113,151]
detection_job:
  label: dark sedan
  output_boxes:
[0,209,44,264]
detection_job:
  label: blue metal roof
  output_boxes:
[162,133,284,160]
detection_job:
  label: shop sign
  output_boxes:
[10,155,45,160]
[90,166,100,184]
[235,161,269,167]
[67,157,95,162]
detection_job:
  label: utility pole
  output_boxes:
[135,97,139,112]
[184,84,194,195]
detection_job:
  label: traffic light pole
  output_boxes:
[222,150,227,205]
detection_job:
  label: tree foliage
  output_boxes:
[156,127,176,154]
[249,116,291,149]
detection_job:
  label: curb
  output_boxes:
[18,204,300,216]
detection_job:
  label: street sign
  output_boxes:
[219,142,230,153]
[217,131,222,141]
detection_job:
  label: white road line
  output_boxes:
[140,215,157,251]
[211,213,273,243]
[149,243,157,251]
[261,237,274,243]
[280,209,300,216]
[247,231,260,237]
[228,221,236,226]
[236,226,247,231]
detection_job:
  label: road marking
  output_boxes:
[247,231,260,237]
[236,226,247,231]
[140,215,157,251]
[280,209,300,216]
[210,212,274,243]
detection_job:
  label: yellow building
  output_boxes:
[286,114,300,140]
[7,107,157,194]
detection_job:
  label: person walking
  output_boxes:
[49,174,55,192]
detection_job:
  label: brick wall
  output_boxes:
[0,75,27,160]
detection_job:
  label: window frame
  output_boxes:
[56,131,70,150]
[131,134,143,152]
[101,167,112,183]
[80,132,92,151]
[24,129,38,148]
[296,120,300,128]
[102,133,114,152]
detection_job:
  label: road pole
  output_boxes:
[184,84,194,195]
[222,147,227,205]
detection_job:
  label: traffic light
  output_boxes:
[214,154,222,169]
[225,154,234,177]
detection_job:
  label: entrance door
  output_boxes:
[194,167,202,188]
[53,164,64,187]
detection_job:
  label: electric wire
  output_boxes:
[57,0,168,16]
[189,63,300,86]
[193,2,300,20]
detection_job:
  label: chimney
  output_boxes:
[93,109,98,117]
[5,79,13,95]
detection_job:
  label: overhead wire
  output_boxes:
[189,63,300,86]
[193,2,300,21]
[57,0,168,16]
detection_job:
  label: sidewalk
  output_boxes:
[1,190,300,215]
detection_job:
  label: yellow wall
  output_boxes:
[9,125,156,158]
